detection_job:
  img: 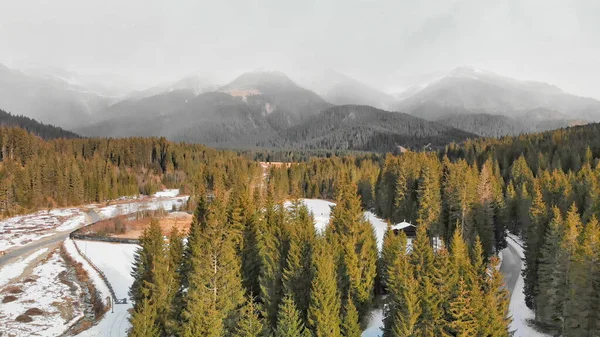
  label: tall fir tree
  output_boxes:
[275,294,311,337]
[308,239,342,337]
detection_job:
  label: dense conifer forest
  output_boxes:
[0,109,80,140]
[263,122,600,336]
[3,123,600,336]
[0,126,261,216]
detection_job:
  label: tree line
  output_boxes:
[0,126,261,216]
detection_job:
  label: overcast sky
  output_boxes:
[1,0,599,97]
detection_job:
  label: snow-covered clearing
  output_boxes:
[0,208,87,251]
[93,195,188,220]
[506,234,549,337]
[362,308,384,337]
[0,248,84,337]
[0,248,48,287]
[153,189,180,198]
[296,199,389,251]
[73,240,138,337]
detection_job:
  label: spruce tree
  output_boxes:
[128,290,160,337]
[536,207,565,330]
[523,180,548,309]
[308,239,342,337]
[275,294,311,337]
[180,191,244,337]
[329,174,377,315]
[233,298,263,337]
[282,201,315,323]
[566,215,600,336]
[341,296,361,337]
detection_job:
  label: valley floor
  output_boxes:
[0,190,187,337]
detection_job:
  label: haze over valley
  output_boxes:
[1,1,600,337]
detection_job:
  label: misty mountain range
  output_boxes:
[1,62,600,151]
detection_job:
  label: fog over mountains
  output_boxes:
[2,61,600,150]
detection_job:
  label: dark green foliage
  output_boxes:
[266,105,476,152]
[0,109,79,140]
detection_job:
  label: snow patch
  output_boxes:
[153,189,180,198]
[361,308,384,337]
[0,248,84,337]
[506,234,549,337]
[73,240,138,337]
[0,208,86,251]
[0,248,48,287]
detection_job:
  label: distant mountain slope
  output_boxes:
[435,114,526,138]
[91,89,196,122]
[394,67,600,128]
[79,71,332,147]
[127,74,218,101]
[297,69,396,110]
[219,70,332,129]
[0,63,115,128]
[0,109,79,139]
[265,105,476,152]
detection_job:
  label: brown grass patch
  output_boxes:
[23,277,37,283]
[24,307,44,316]
[82,210,192,239]
[2,295,17,303]
[4,286,23,294]
[71,320,93,335]
[15,314,33,323]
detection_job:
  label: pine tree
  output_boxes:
[282,201,315,323]
[480,256,511,337]
[523,180,548,309]
[259,195,286,332]
[308,239,342,337]
[233,298,263,337]
[416,166,442,234]
[447,280,478,337]
[128,289,160,337]
[180,191,244,337]
[164,226,184,334]
[275,294,311,337]
[341,296,361,337]
[474,162,495,256]
[536,207,565,330]
[129,219,164,306]
[566,215,600,336]
[329,174,378,315]
[389,274,421,337]
[380,224,403,292]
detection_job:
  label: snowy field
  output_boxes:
[93,195,188,220]
[0,248,48,287]
[0,208,87,251]
[72,240,137,337]
[0,248,84,337]
[506,234,549,337]
[0,189,186,253]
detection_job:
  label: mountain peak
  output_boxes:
[447,66,493,79]
[222,70,297,91]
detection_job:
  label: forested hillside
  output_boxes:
[265,105,476,152]
[0,109,79,139]
[0,126,261,216]
[265,122,600,336]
